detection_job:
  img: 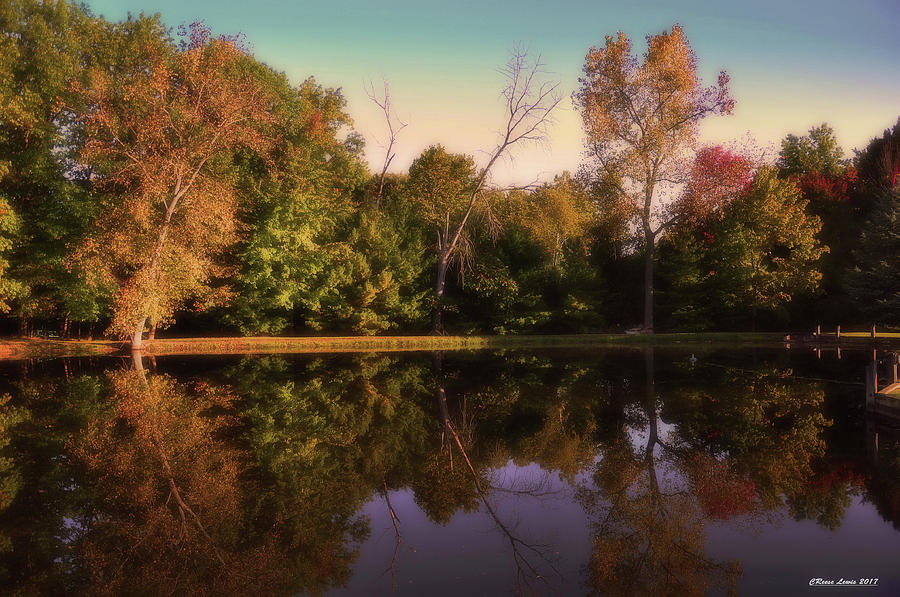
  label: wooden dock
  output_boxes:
[866,353,900,420]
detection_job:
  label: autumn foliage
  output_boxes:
[575,25,735,330]
[73,22,276,345]
[673,145,754,228]
[0,2,894,339]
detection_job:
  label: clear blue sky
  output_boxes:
[85,0,900,184]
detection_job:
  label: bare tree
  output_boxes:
[366,79,408,208]
[420,48,561,333]
[380,479,414,593]
[437,381,562,594]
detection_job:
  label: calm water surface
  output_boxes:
[0,347,898,596]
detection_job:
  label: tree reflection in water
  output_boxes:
[426,351,563,595]
[579,349,743,596]
[0,349,896,595]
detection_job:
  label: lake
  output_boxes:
[0,346,898,595]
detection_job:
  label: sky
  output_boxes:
[85,0,900,185]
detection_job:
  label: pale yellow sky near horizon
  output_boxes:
[349,70,899,187]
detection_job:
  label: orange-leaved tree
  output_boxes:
[575,25,734,331]
[74,21,276,349]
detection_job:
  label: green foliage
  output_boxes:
[0,0,109,324]
[220,67,431,335]
[777,123,846,178]
[715,168,825,318]
[406,145,478,229]
[847,188,900,325]
[657,230,716,331]
[0,196,23,312]
[659,168,826,329]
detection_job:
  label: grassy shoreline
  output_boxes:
[0,331,896,360]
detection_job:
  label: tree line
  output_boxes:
[0,2,897,344]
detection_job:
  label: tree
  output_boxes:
[409,49,560,333]
[855,117,900,190]
[774,124,860,324]
[0,196,21,313]
[220,70,426,336]
[673,145,753,227]
[777,124,846,178]
[0,0,106,333]
[712,168,825,327]
[847,188,900,325]
[73,22,276,350]
[516,172,593,269]
[657,145,753,330]
[575,25,734,331]
[405,145,479,329]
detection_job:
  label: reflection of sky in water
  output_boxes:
[331,461,593,596]
[2,347,899,595]
[333,457,900,596]
[706,495,900,595]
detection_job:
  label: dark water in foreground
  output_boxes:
[0,347,898,596]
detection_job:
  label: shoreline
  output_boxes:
[0,331,897,360]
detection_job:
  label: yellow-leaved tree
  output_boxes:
[574,25,734,331]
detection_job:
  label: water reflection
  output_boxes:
[0,348,897,595]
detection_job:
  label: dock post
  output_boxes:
[872,324,877,338]
[866,361,877,408]
[867,418,878,466]
[816,324,821,337]
[836,325,841,339]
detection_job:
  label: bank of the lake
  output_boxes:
[1,331,899,360]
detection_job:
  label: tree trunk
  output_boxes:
[432,255,449,334]
[148,321,157,341]
[643,230,655,332]
[131,202,176,350]
[132,317,146,352]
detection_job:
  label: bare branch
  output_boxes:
[366,78,408,208]
[444,48,561,261]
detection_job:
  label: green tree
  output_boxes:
[712,168,825,327]
[855,117,900,190]
[0,0,107,333]
[223,71,428,335]
[517,173,593,269]
[777,123,846,178]
[657,146,754,330]
[405,145,480,327]
[775,124,862,324]
[407,50,560,333]
[847,188,900,325]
